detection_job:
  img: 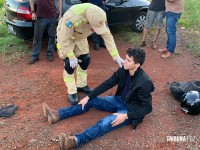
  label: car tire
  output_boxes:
[131,11,147,32]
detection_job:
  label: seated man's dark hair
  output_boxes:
[126,47,146,66]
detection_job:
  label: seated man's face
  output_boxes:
[124,55,139,70]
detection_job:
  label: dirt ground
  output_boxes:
[0,29,200,150]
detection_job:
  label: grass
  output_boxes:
[0,0,4,8]
[179,0,200,32]
[178,0,200,56]
[0,2,29,62]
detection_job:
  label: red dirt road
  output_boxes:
[0,31,200,150]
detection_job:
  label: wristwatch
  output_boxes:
[31,10,35,13]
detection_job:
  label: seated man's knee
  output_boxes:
[97,115,117,130]
[64,58,75,74]
[78,54,90,70]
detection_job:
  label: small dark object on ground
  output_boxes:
[0,104,18,117]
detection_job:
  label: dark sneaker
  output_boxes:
[100,43,106,48]
[43,103,60,124]
[47,56,54,62]
[140,41,146,47]
[77,85,93,94]
[68,93,78,105]
[93,43,99,50]
[28,58,39,64]
[59,133,76,150]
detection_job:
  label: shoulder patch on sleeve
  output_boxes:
[66,21,72,28]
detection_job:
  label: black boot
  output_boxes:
[28,57,39,64]
[68,93,78,105]
[77,85,93,94]
[100,43,106,48]
[93,43,99,50]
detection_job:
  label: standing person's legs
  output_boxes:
[75,39,92,94]
[140,10,156,47]
[46,18,57,61]
[161,12,181,58]
[76,65,87,89]
[152,11,165,49]
[63,69,78,105]
[141,27,149,46]
[91,33,100,50]
[99,35,106,48]
[29,18,47,64]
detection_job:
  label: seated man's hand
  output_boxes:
[78,96,89,110]
[116,57,124,68]
[111,113,128,127]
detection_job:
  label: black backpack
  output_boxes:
[169,81,200,101]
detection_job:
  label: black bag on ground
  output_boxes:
[0,104,18,117]
[169,81,200,101]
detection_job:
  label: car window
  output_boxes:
[65,0,82,5]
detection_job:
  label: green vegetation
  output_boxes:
[180,0,200,31]
[0,0,4,8]
[179,0,200,56]
[0,1,29,62]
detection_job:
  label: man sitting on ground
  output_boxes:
[43,47,154,150]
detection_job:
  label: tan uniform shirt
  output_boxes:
[166,0,184,13]
[57,3,119,60]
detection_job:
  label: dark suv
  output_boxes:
[4,0,149,40]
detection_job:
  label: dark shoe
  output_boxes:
[59,133,76,150]
[77,85,93,94]
[100,43,106,48]
[140,41,146,47]
[28,58,39,64]
[43,103,60,124]
[68,93,78,105]
[93,43,99,50]
[47,56,54,62]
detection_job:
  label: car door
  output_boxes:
[105,0,133,26]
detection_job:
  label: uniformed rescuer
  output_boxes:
[57,3,124,105]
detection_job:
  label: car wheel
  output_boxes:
[131,11,147,32]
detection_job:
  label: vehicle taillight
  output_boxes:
[17,6,32,21]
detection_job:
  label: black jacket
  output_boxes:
[88,67,154,129]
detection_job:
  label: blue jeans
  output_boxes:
[58,96,131,147]
[166,12,181,53]
[31,18,57,59]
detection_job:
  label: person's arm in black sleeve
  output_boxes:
[88,68,121,99]
[127,81,154,119]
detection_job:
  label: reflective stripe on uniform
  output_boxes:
[64,76,74,83]
[57,43,61,49]
[67,52,75,58]
[75,18,88,27]
[110,49,119,57]
[71,3,92,15]
[77,69,86,75]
